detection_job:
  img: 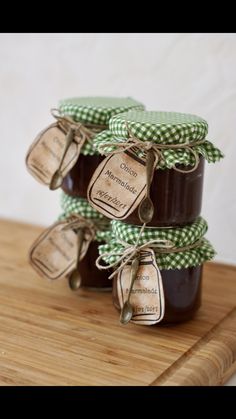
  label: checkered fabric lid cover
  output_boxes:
[59,97,144,156]
[111,217,208,246]
[60,192,111,242]
[93,110,224,169]
[108,110,208,144]
[98,217,216,270]
[59,97,144,126]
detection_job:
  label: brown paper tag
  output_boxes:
[29,220,91,280]
[26,122,84,186]
[87,151,147,220]
[117,249,165,325]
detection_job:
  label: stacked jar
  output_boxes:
[90,110,224,325]
[26,97,145,291]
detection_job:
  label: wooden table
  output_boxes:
[0,218,235,386]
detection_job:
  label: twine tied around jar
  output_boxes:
[51,108,107,145]
[98,122,205,174]
[62,213,96,239]
[96,232,204,280]
[96,227,203,324]
[62,212,110,242]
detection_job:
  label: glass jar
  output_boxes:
[97,217,216,325]
[92,111,223,226]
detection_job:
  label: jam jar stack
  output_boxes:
[26,97,145,291]
[92,110,224,325]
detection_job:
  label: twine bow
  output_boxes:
[96,230,204,280]
[96,237,176,279]
[62,213,97,243]
[62,212,110,241]
[51,108,107,146]
[98,123,205,173]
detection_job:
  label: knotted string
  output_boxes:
[62,213,98,243]
[98,123,205,173]
[96,235,203,280]
[51,108,107,147]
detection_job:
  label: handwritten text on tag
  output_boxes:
[26,123,83,186]
[29,220,90,280]
[117,249,165,325]
[88,151,147,220]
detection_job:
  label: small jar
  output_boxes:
[60,193,112,290]
[59,97,145,197]
[97,218,216,324]
[93,110,223,226]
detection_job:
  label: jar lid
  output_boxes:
[108,110,208,145]
[59,97,145,126]
[111,217,208,247]
[94,111,224,168]
[60,192,110,242]
[98,217,216,270]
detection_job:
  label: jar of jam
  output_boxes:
[92,110,223,226]
[59,97,145,197]
[60,193,112,290]
[97,218,216,325]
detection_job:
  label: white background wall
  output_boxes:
[0,33,235,265]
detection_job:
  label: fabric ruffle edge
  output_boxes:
[93,130,224,169]
[98,238,216,270]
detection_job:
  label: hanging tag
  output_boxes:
[29,220,91,280]
[117,249,165,325]
[26,122,85,186]
[87,151,148,220]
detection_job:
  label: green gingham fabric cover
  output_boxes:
[60,192,111,242]
[98,217,216,270]
[109,111,209,144]
[58,97,144,156]
[93,110,224,169]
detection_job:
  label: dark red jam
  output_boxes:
[78,241,111,289]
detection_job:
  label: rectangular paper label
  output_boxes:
[87,151,147,220]
[29,221,90,280]
[26,122,83,186]
[117,249,165,325]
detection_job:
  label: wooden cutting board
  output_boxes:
[0,218,235,386]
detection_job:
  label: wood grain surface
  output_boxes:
[0,218,235,386]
